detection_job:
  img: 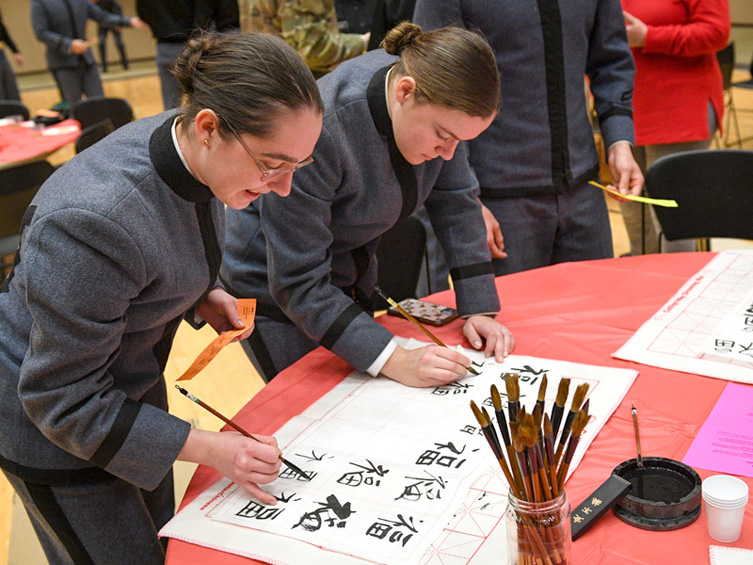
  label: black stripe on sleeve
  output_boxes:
[89,397,142,468]
[598,106,634,125]
[449,262,494,282]
[320,303,364,350]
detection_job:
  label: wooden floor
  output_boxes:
[2,69,753,564]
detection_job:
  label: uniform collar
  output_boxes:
[367,65,395,139]
[149,115,215,203]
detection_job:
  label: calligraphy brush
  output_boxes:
[535,374,548,416]
[470,401,521,498]
[373,286,480,375]
[522,414,566,565]
[519,412,549,501]
[504,373,520,422]
[481,406,503,458]
[532,403,549,475]
[553,382,589,466]
[491,384,524,492]
[543,414,559,497]
[512,429,534,502]
[557,409,589,490]
[581,397,590,415]
[550,378,570,440]
[175,385,311,480]
[631,405,644,468]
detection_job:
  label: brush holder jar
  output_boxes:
[506,490,571,565]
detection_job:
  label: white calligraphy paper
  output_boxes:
[615,250,753,384]
[160,342,636,565]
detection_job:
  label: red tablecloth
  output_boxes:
[0,119,80,166]
[167,253,753,564]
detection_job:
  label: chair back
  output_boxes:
[75,118,115,153]
[70,97,133,131]
[374,216,427,308]
[717,42,735,91]
[646,149,753,242]
[0,160,55,275]
[0,100,30,121]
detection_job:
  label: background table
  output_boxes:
[167,253,753,564]
[0,120,80,169]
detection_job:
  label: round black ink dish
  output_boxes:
[611,457,702,531]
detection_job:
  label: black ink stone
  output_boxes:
[611,457,702,531]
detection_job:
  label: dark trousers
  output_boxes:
[52,64,104,107]
[0,51,20,100]
[98,27,128,71]
[155,42,184,110]
[3,467,173,564]
[482,180,613,276]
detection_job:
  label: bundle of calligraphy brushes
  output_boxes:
[470,374,590,565]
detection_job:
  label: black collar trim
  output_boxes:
[367,65,395,139]
[149,117,214,203]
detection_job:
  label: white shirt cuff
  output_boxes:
[366,339,399,377]
[606,139,633,153]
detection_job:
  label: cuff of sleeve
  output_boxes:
[102,403,191,491]
[600,115,635,150]
[460,311,498,319]
[366,339,398,377]
[606,140,634,153]
[641,27,665,54]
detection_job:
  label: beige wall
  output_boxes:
[731,0,753,25]
[0,0,155,75]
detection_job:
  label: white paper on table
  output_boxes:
[710,545,753,565]
[615,249,753,385]
[161,340,637,565]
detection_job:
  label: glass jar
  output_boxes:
[506,490,571,565]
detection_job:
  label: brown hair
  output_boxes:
[382,22,499,118]
[172,32,323,138]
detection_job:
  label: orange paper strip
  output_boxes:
[176,298,256,381]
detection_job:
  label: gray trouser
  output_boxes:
[242,313,319,382]
[412,205,450,297]
[52,64,104,107]
[2,467,174,565]
[482,180,613,276]
[156,42,185,110]
[0,50,20,101]
[619,103,717,255]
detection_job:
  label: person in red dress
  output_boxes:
[619,0,730,254]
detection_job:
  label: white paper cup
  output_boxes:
[702,475,749,543]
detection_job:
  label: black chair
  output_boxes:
[373,216,428,310]
[645,149,753,251]
[75,118,115,154]
[0,100,30,121]
[733,45,753,89]
[0,161,55,280]
[717,43,753,148]
[70,96,133,131]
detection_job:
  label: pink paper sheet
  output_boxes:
[683,382,753,478]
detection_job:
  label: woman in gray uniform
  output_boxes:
[221,23,515,388]
[0,33,322,564]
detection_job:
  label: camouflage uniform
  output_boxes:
[239,0,366,75]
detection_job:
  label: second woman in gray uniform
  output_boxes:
[222,23,515,388]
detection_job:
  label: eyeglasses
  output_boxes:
[221,118,314,182]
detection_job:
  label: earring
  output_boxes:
[203,139,209,146]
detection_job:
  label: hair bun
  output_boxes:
[381,22,423,55]
[172,35,215,95]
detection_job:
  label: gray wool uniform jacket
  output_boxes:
[31,0,131,70]
[0,112,224,491]
[221,49,500,373]
[413,0,636,197]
